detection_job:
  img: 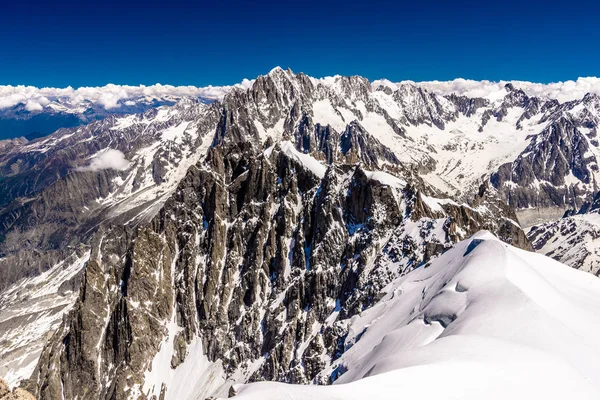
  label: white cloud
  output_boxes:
[394,77,600,103]
[78,149,130,172]
[0,80,255,111]
[315,75,600,103]
[24,100,44,112]
[3,73,599,114]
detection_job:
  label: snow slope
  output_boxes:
[278,141,328,178]
[0,251,90,387]
[229,231,600,400]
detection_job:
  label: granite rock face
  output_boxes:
[0,379,34,400]
[492,116,596,209]
[491,91,600,212]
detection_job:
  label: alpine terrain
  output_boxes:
[1,68,599,399]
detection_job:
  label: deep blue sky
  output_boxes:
[2,0,599,88]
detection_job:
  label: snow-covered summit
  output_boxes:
[230,231,600,399]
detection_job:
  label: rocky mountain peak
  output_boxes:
[582,92,600,113]
[583,91,600,102]
[502,85,529,107]
[328,75,372,101]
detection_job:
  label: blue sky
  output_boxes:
[2,0,599,87]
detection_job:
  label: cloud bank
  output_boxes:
[3,75,599,113]
[0,80,254,112]
[393,77,600,103]
[78,149,130,172]
[319,75,600,103]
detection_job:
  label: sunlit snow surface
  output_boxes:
[277,141,328,178]
[228,231,600,400]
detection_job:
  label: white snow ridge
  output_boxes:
[228,231,600,400]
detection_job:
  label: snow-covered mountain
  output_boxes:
[228,232,600,400]
[1,67,600,399]
[528,191,600,276]
[4,69,600,216]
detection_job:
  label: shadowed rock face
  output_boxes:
[0,378,35,400]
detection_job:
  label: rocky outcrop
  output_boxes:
[527,190,600,275]
[392,84,458,129]
[0,379,35,400]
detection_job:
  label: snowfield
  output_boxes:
[0,251,90,387]
[228,231,600,400]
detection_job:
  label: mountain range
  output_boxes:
[1,67,599,399]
